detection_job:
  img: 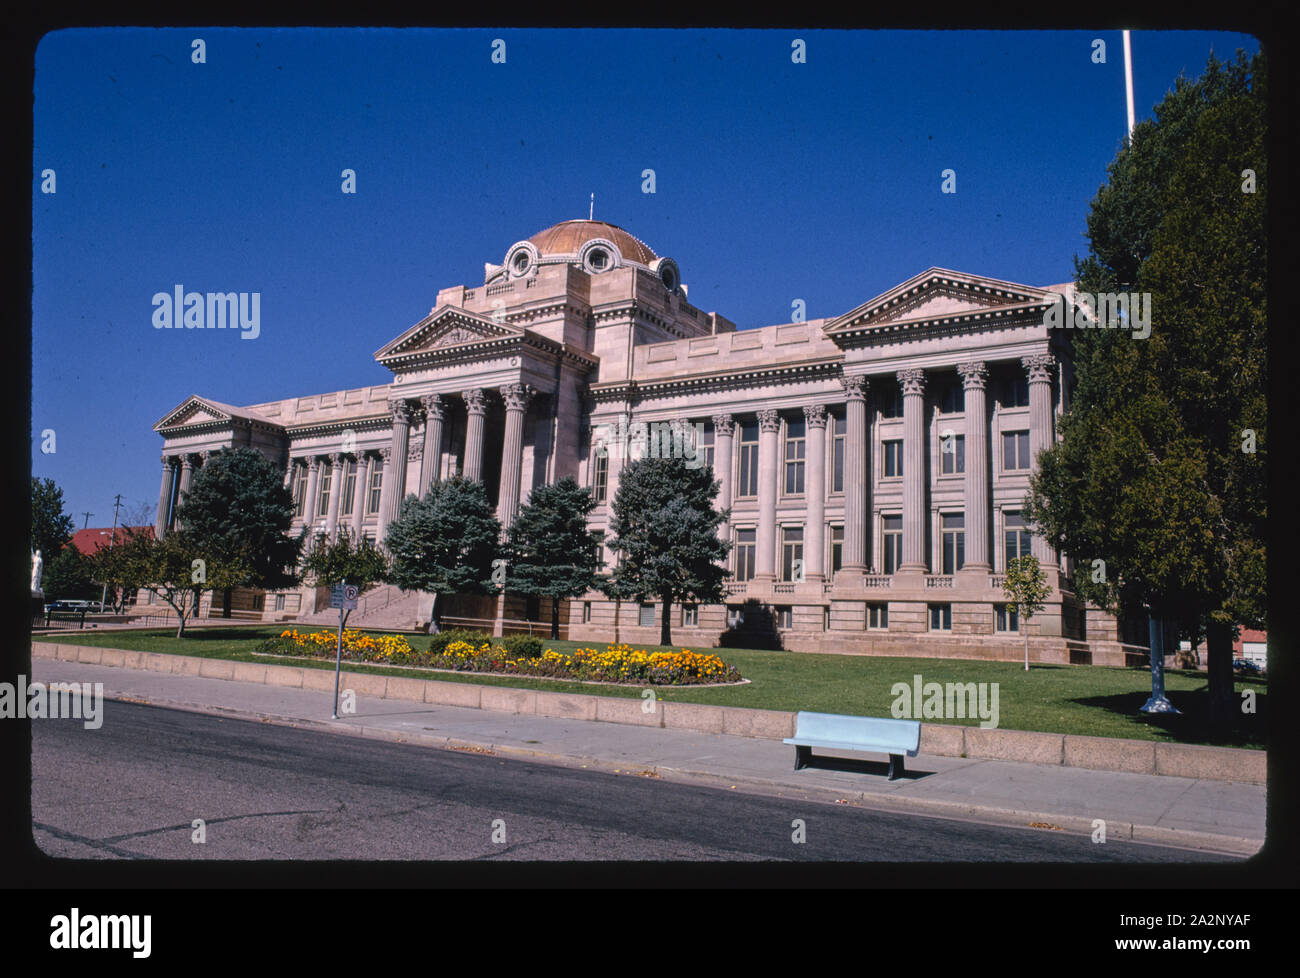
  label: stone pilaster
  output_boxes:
[754,409,781,582]
[419,394,445,497]
[840,375,869,576]
[325,452,344,541]
[463,388,488,482]
[898,368,928,572]
[803,404,828,585]
[957,360,991,572]
[497,383,534,529]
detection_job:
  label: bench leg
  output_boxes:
[794,745,811,771]
[888,754,905,780]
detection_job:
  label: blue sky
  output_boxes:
[31,28,1260,530]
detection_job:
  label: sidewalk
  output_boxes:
[31,658,1266,856]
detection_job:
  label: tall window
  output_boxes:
[317,465,333,518]
[292,465,307,518]
[941,513,965,574]
[341,459,357,517]
[1002,430,1031,470]
[639,603,655,627]
[883,515,903,574]
[1004,511,1032,567]
[784,419,806,494]
[592,451,609,503]
[941,433,965,474]
[735,528,757,581]
[1001,376,1030,408]
[781,526,804,582]
[884,440,904,478]
[829,525,844,578]
[940,382,965,414]
[737,421,760,497]
[832,415,846,492]
[682,604,698,627]
[700,422,715,470]
[367,462,383,514]
[867,603,888,629]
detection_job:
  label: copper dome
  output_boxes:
[527,220,658,265]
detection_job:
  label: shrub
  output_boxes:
[502,634,545,659]
[428,627,491,656]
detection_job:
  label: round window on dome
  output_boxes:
[512,251,530,273]
[588,248,609,271]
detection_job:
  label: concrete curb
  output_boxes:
[80,686,1263,857]
[30,641,1266,784]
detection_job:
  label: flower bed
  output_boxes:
[258,630,743,686]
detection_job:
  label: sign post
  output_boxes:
[329,580,360,719]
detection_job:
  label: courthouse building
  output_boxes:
[148,219,1147,665]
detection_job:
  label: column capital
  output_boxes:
[306,455,320,471]
[327,452,343,467]
[499,382,534,413]
[757,408,781,433]
[420,393,446,420]
[388,399,414,424]
[802,403,829,429]
[378,446,392,463]
[896,367,927,397]
[1022,353,1056,383]
[463,388,488,416]
[957,360,989,390]
[179,454,194,471]
[161,453,173,467]
[711,413,735,437]
[840,374,869,402]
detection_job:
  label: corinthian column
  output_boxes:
[1023,353,1058,566]
[303,457,320,530]
[754,409,781,582]
[375,447,394,543]
[171,455,195,527]
[803,404,828,584]
[898,368,928,571]
[325,452,344,541]
[712,414,735,540]
[351,452,373,542]
[385,401,412,526]
[419,394,446,496]
[497,383,534,528]
[957,361,991,571]
[840,375,869,577]
[463,388,488,482]
[155,454,175,538]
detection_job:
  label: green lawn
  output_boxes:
[42,626,1266,748]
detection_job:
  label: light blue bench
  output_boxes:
[783,711,921,780]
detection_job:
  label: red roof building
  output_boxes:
[68,526,153,555]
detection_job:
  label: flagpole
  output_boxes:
[1123,30,1136,139]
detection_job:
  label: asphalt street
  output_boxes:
[30,701,1231,862]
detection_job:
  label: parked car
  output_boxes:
[1233,658,1264,675]
[44,599,94,612]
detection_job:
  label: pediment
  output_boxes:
[374,306,523,362]
[155,397,232,431]
[825,268,1052,335]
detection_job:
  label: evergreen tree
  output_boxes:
[504,476,604,639]
[178,448,301,615]
[385,476,501,631]
[31,477,75,563]
[603,455,730,646]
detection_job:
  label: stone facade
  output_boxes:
[149,219,1146,665]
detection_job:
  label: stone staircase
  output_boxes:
[295,584,424,631]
